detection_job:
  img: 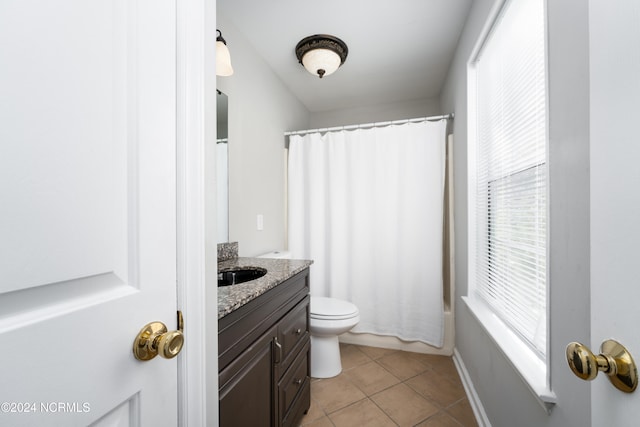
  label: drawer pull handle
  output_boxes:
[274,337,283,364]
[294,379,303,385]
[295,328,302,335]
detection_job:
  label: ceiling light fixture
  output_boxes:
[216,30,234,76]
[295,34,348,79]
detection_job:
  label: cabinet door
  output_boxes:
[219,326,276,427]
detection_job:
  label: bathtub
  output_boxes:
[338,306,454,356]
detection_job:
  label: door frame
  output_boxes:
[176,0,217,425]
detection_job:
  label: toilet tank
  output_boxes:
[257,250,292,259]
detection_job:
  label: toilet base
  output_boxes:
[310,334,343,378]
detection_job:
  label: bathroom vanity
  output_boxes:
[218,256,312,427]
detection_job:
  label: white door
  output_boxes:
[0,1,180,425]
[589,0,640,425]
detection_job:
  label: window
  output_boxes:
[466,0,552,404]
[484,163,546,354]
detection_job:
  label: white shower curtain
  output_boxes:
[288,120,446,346]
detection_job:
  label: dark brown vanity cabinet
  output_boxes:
[218,269,311,427]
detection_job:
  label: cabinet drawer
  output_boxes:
[282,383,310,427]
[277,295,309,367]
[279,344,310,426]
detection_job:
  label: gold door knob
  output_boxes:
[133,313,184,361]
[566,339,637,393]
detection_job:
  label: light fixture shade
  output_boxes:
[295,34,348,79]
[216,41,234,76]
[216,30,234,77]
[301,48,342,78]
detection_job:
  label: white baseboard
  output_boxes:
[453,348,491,427]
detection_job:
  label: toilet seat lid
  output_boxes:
[310,296,359,320]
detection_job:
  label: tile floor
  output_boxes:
[299,344,478,427]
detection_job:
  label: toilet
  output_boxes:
[309,296,360,378]
[258,251,360,378]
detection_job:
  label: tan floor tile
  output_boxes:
[300,415,335,427]
[343,361,401,395]
[410,354,460,379]
[415,412,464,427]
[307,345,473,427]
[329,398,396,427]
[376,350,431,380]
[446,398,478,427]
[311,375,366,413]
[299,398,326,425]
[370,383,439,427]
[432,359,460,380]
[339,344,372,370]
[357,345,398,360]
[406,370,466,407]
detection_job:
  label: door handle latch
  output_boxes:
[133,311,185,361]
[566,339,637,393]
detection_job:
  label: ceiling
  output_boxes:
[217,0,473,113]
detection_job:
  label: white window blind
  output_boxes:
[473,0,547,357]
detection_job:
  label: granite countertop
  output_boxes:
[217,257,313,319]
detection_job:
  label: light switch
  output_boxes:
[257,214,264,231]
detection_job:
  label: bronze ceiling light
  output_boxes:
[295,34,348,79]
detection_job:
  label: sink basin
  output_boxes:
[218,267,267,287]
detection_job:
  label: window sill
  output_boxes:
[462,296,557,412]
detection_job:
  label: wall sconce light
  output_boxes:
[216,29,234,76]
[295,34,348,79]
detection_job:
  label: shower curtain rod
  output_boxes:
[284,113,454,137]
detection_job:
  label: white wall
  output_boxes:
[216,13,310,256]
[309,97,441,129]
[440,0,591,425]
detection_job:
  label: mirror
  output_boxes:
[217,90,229,243]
